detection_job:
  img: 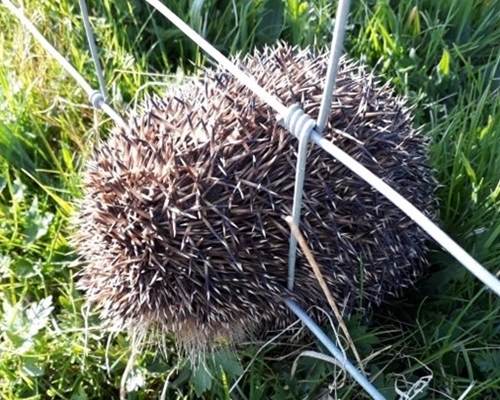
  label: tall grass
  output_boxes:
[1,0,499,398]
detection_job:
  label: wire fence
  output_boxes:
[3,0,500,399]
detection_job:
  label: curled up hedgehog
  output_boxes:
[73,42,437,354]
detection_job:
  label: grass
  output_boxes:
[1,0,500,398]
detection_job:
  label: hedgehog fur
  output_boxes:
[73,42,437,353]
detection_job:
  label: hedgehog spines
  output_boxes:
[73,42,438,354]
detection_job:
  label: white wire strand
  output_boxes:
[283,106,316,291]
[142,0,500,298]
[310,131,500,297]
[78,0,110,102]
[2,0,127,130]
[285,299,386,400]
[143,0,288,117]
[316,0,352,134]
[288,0,351,290]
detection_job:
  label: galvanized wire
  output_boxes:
[285,299,386,400]
[282,105,317,290]
[309,131,500,297]
[316,0,352,134]
[287,0,351,291]
[2,0,127,130]
[78,0,109,102]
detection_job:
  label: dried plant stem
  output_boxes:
[285,215,363,368]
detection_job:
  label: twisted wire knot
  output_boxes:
[89,90,105,109]
[281,104,317,141]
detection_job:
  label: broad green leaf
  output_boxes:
[191,363,213,397]
[213,349,244,379]
[13,259,41,278]
[24,196,54,245]
[70,385,88,400]
[22,356,45,377]
[26,296,54,338]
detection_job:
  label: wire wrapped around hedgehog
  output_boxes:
[73,42,437,353]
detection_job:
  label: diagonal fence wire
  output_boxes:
[141,0,500,299]
[2,0,127,130]
[285,299,386,400]
[4,0,500,399]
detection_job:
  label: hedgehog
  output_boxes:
[73,42,437,353]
